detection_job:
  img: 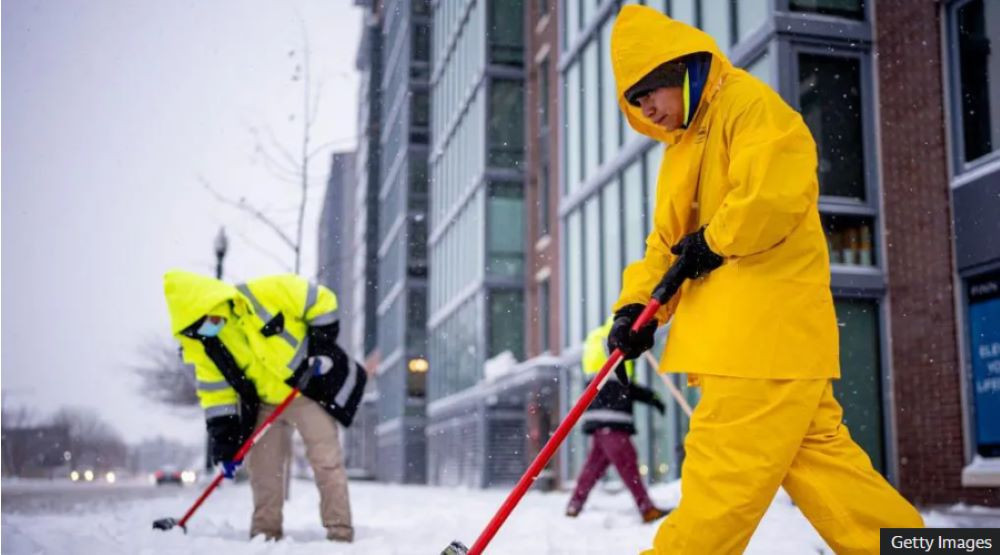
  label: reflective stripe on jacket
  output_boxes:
[163,270,339,411]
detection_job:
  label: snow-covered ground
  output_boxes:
[0,478,992,554]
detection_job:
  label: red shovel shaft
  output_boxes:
[176,388,301,529]
[467,300,662,555]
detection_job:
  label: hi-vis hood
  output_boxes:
[611,5,732,144]
[163,269,240,334]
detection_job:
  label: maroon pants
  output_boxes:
[568,428,654,514]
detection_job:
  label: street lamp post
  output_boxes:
[206,227,229,474]
[214,227,228,280]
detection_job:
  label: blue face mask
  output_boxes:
[197,316,226,337]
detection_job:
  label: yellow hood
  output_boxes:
[163,269,239,334]
[611,5,732,144]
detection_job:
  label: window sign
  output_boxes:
[969,271,1000,457]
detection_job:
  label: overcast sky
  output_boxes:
[2,0,361,443]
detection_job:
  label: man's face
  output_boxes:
[636,87,684,131]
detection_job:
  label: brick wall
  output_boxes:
[875,0,998,506]
[524,0,561,357]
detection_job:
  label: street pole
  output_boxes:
[206,227,229,474]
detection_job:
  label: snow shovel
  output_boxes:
[444,261,688,555]
[642,351,693,417]
[152,386,302,532]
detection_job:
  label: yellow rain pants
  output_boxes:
[646,375,923,554]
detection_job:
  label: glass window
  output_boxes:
[601,179,623,312]
[489,80,525,168]
[487,181,525,277]
[623,161,646,263]
[489,289,525,359]
[790,0,865,20]
[539,0,549,18]
[736,0,768,44]
[744,50,772,87]
[489,0,524,67]
[799,54,865,199]
[701,0,732,51]
[584,195,602,331]
[600,18,621,158]
[955,0,1000,164]
[406,288,428,356]
[538,59,550,132]
[671,0,696,25]
[581,0,596,26]
[566,211,583,345]
[564,0,580,49]
[413,0,431,16]
[967,271,1000,457]
[833,299,885,473]
[412,91,430,128]
[565,63,582,193]
[821,214,876,268]
[583,41,600,180]
[413,23,431,63]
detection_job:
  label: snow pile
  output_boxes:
[483,350,519,383]
[2,478,988,554]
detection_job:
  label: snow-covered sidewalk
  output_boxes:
[0,478,986,554]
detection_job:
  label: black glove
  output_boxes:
[607,304,658,385]
[206,414,242,465]
[651,397,666,415]
[671,226,723,279]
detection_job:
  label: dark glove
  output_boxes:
[651,397,666,415]
[220,459,242,480]
[607,304,658,384]
[206,414,242,465]
[671,226,723,279]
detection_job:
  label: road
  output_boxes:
[1,480,193,515]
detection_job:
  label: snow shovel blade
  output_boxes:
[152,517,185,532]
[441,540,470,554]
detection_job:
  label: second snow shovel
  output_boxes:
[444,261,688,555]
[152,386,302,532]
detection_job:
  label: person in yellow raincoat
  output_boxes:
[604,6,923,553]
[163,270,355,542]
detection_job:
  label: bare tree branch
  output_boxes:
[261,125,300,171]
[199,176,297,251]
[308,134,362,159]
[233,230,294,273]
[131,337,198,407]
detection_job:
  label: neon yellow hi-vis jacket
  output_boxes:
[582,317,634,380]
[610,5,839,380]
[163,270,339,416]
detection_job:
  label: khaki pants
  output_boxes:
[247,395,353,541]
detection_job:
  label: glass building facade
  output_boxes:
[426,0,528,486]
[373,0,431,484]
[946,0,1000,488]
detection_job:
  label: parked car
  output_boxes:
[153,466,183,486]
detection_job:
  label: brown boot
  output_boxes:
[565,502,582,518]
[326,525,354,543]
[641,507,670,523]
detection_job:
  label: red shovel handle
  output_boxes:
[466,263,686,554]
[176,388,301,529]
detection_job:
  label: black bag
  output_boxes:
[286,335,367,427]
